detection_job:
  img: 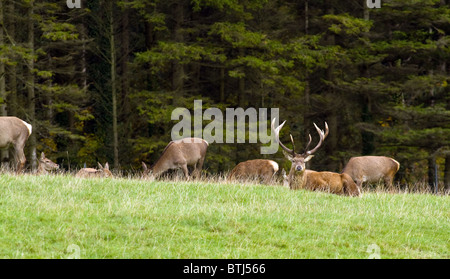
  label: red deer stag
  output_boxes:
[75,162,113,178]
[342,156,400,189]
[272,119,360,197]
[37,152,59,175]
[142,137,208,180]
[228,159,279,184]
[0,116,32,173]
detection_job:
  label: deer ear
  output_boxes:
[104,162,109,170]
[304,155,314,162]
[142,162,148,171]
[98,162,103,169]
[282,150,294,161]
[40,152,45,160]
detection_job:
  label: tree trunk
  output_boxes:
[27,2,37,171]
[121,3,130,122]
[120,1,131,167]
[220,68,225,102]
[109,2,119,169]
[303,0,311,154]
[0,0,6,117]
[238,47,245,108]
[324,0,338,172]
[428,157,436,193]
[445,154,450,193]
[304,0,309,34]
[46,54,53,121]
[363,0,370,20]
[361,3,374,155]
[81,15,88,95]
[7,1,17,117]
[172,1,185,106]
[0,0,8,165]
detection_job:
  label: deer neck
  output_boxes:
[151,160,169,178]
[289,169,307,190]
[37,164,47,175]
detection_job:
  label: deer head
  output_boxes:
[97,162,113,178]
[271,118,328,174]
[38,152,59,174]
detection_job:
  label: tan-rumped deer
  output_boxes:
[227,159,279,184]
[272,119,360,197]
[0,116,32,173]
[75,162,113,178]
[37,152,59,174]
[142,137,208,180]
[342,156,400,189]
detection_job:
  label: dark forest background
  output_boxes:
[0,0,449,190]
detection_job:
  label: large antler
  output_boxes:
[271,118,295,156]
[272,118,329,157]
[303,122,329,156]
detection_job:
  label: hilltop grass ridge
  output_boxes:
[0,173,448,259]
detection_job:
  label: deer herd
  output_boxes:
[0,116,401,197]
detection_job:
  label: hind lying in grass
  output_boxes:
[227,159,280,185]
[75,162,113,178]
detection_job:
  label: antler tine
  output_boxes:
[271,118,294,155]
[290,134,296,154]
[305,122,329,156]
[302,134,312,155]
[324,121,329,139]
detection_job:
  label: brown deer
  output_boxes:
[272,119,360,197]
[0,116,32,173]
[37,152,59,174]
[142,137,208,180]
[75,162,113,178]
[227,159,279,184]
[342,156,400,189]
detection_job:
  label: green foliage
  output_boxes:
[77,134,102,165]
[135,41,226,71]
[323,14,373,36]
[1,0,449,185]
[41,22,79,41]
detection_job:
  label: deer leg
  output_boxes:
[181,164,189,180]
[192,158,205,180]
[262,171,275,185]
[191,163,198,180]
[384,176,394,190]
[355,179,363,192]
[14,146,26,174]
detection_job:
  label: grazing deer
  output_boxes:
[342,156,400,189]
[142,137,208,180]
[37,152,59,174]
[272,119,360,196]
[0,116,32,173]
[228,159,279,184]
[75,162,113,178]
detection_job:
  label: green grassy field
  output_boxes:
[0,174,448,259]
